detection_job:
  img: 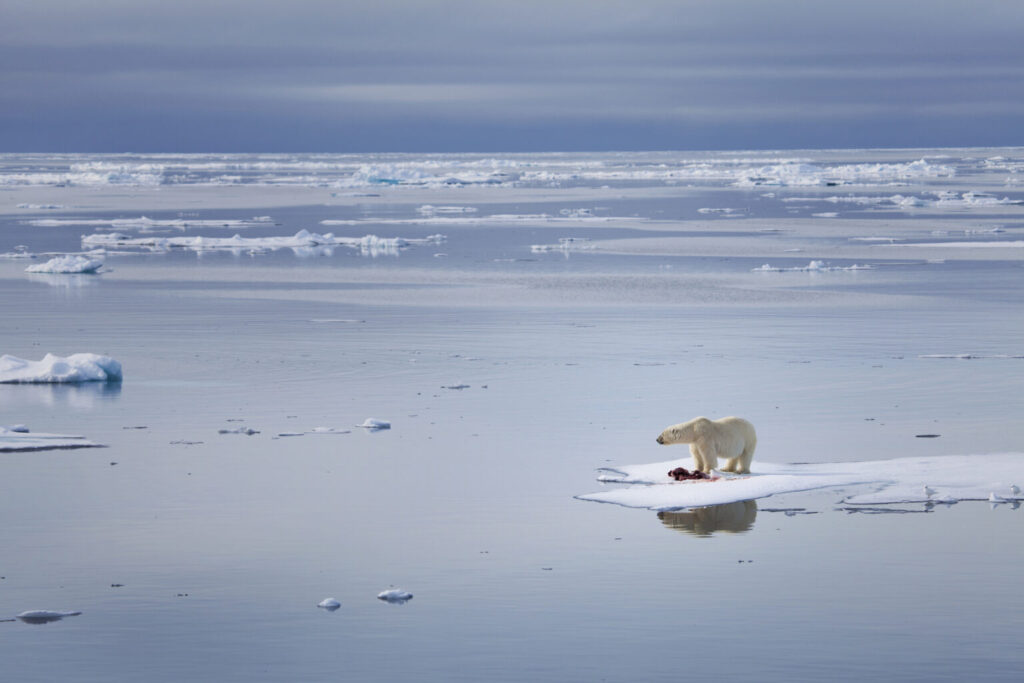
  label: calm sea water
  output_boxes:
[1,149,1022,681]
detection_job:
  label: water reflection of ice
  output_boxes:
[0,382,122,410]
[25,272,101,288]
[657,500,758,536]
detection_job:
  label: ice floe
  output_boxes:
[377,589,413,603]
[0,426,105,452]
[81,230,445,256]
[317,598,341,611]
[918,354,1024,360]
[29,216,274,230]
[25,255,103,274]
[309,427,352,434]
[752,260,873,272]
[319,212,644,227]
[886,240,1024,249]
[577,453,1024,511]
[0,246,35,259]
[357,419,391,431]
[0,353,122,383]
[530,237,595,253]
[783,191,1020,211]
[417,205,477,215]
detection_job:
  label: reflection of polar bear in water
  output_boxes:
[656,416,757,474]
[658,500,758,536]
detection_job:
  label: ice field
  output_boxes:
[1,148,1022,682]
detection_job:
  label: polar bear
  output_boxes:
[656,416,757,474]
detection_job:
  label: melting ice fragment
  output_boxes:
[377,589,413,603]
[317,598,341,611]
[25,255,103,274]
[357,419,391,431]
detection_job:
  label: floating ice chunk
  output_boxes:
[752,261,873,272]
[318,598,341,610]
[578,453,1024,511]
[918,354,1024,360]
[0,353,122,383]
[357,419,391,431]
[310,427,352,434]
[81,230,445,256]
[0,245,35,259]
[25,255,103,274]
[16,610,82,623]
[697,207,745,217]
[0,426,105,452]
[377,589,413,603]
[218,426,260,435]
[417,205,477,215]
[17,203,64,209]
[887,240,1024,249]
[531,237,595,253]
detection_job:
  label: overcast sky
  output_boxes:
[2,0,1022,152]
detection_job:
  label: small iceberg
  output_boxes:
[0,353,122,384]
[317,598,341,611]
[357,419,391,431]
[377,589,413,603]
[16,610,82,624]
[25,255,103,274]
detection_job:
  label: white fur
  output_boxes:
[656,416,757,474]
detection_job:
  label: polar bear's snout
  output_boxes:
[656,434,665,444]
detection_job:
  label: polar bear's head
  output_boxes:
[656,417,710,445]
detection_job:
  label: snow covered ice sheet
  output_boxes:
[0,353,122,383]
[577,453,1024,510]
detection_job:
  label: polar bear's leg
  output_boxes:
[692,444,717,472]
[722,458,738,473]
[690,444,707,472]
[735,445,755,474]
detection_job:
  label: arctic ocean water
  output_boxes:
[1,149,1023,682]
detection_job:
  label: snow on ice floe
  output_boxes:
[0,426,105,452]
[576,453,1024,511]
[357,419,391,431]
[81,230,445,256]
[752,260,873,272]
[25,255,103,274]
[0,353,122,384]
[377,589,413,603]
